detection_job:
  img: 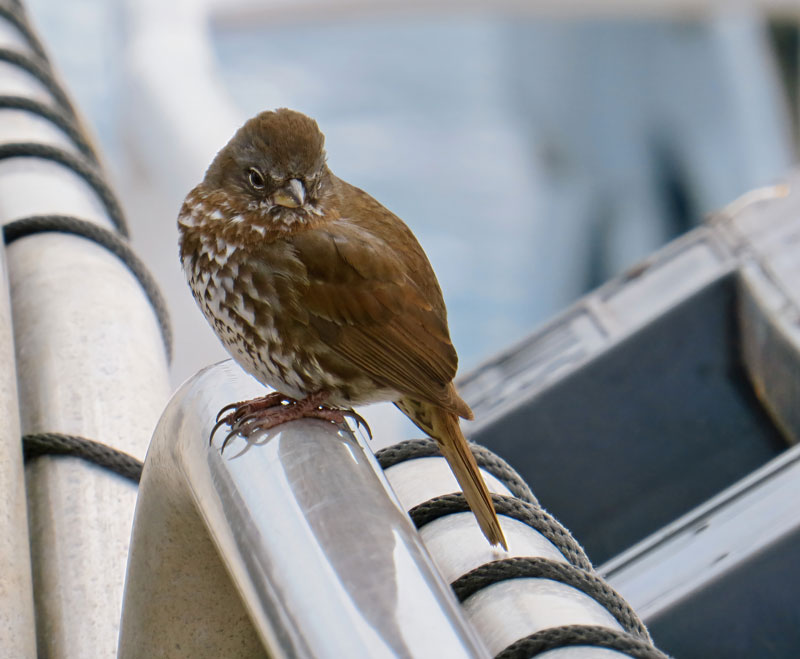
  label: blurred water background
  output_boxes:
[22,0,799,441]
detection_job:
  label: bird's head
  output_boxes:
[200,108,332,231]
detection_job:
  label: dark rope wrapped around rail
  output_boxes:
[497,625,670,659]
[23,432,143,484]
[376,437,536,504]
[382,438,668,657]
[4,214,172,359]
[0,95,97,161]
[0,47,74,115]
[452,557,649,640]
[0,1,49,61]
[409,491,592,571]
[0,143,128,235]
[1,1,172,484]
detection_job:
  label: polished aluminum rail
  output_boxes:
[120,359,644,657]
[119,360,488,658]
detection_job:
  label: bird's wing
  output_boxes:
[286,220,464,413]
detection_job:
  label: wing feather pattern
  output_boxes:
[285,215,464,414]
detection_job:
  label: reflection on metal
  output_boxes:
[0,241,36,657]
[119,361,488,659]
[0,5,171,658]
[716,182,789,219]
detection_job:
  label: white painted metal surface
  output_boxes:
[464,580,624,657]
[0,9,172,656]
[0,243,36,658]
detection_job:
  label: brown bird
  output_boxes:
[178,108,507,549]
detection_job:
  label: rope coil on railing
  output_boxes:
[0,95,97,161]
[0,142,128,235]
[377,438,669,658]
[4,215,173,358]
[0,1,174,654]
[498,626,669,659]
[0,0,172,354]
[0,47,75,114]
[23,433,143,483]
[0,2,48,61]
[409,492,592,572]
[452,557,649,639]
[377,437,537,504]
[0,0,172,483]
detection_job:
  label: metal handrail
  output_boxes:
[119,360,489,658]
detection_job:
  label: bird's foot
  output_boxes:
[211,390,372,451]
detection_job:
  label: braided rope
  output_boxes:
[1,0,161,487]
[4,214,172,359]
[497,625,670,659]
[0,47,74,115]
[23,432,143,483]
[0,1,49,61]
[387,441,665,655]
[409,492,592,571]
[376,437,536,504]
[452,557,650,640]
[0,95,97,161]
[0,143,128,235]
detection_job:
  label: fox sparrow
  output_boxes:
[178,108,507,549]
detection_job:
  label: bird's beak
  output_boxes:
[273,178,306,208]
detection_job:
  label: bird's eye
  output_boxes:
[247,168,265,190]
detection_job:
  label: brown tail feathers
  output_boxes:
[396,397,508,549]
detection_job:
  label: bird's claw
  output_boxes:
[211,394,373,450]
[215,401,239,423]
[342,408,373,439]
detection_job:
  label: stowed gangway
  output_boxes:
[459,182,800,656]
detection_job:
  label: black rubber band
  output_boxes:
[0,47,74,116]
[452,557,650,640]
[0,3,49,61]
[496,625,670,659]
[0,95,97,161]
[23,432,143,484]
[0,143,128,236]
[4,214,172,360]
[409,493,592,571]
[377,438,537,505]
